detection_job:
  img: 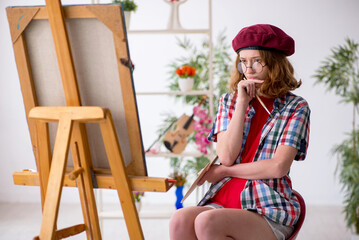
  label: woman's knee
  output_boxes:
[170,209,186,228]
[170,208,195,235]
[170,207,212,240]
[194,210,218,237]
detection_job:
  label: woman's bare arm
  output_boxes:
[198,145,297,185]
[216,79,263,166]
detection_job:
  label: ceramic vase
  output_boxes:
[135,201,141,212]
[124,11,131,30]
[178,77,194,92]
[175,185,184,209]
[165,0,186,30]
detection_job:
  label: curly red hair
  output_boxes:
[228,50,301,97]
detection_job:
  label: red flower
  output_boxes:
[176,65,196,78]
[176,68,184,76]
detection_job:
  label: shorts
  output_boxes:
[263,217,294,240]
[204,203,294,240]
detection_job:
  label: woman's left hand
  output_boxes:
[197,164,226,186]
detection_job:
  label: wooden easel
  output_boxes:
[7,1,174,239]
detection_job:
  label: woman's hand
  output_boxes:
[197,165,226,186]
[237,79,264,104]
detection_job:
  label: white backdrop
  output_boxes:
[0,0,358,206]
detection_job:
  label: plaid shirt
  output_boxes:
[198,92,310,226]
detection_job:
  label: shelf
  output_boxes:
[128,29,210,35]
[99,209,174,219]
[145,151,212,158]
[99,204,176,219]
[136,90,210,96]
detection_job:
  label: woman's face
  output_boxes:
[238,49,269,81]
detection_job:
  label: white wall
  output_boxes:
[0,0,358,206]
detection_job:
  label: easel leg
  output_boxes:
[99,111,144,240]
[95,189,104,232]
[35,121,52,210]
[39,117,73,240]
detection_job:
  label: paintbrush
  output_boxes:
[242,75,274,118]
[256,94,274,118]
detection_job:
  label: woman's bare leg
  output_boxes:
[169,206,212,240]
[194,208,277,240]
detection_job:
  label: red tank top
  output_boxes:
[210,96,274,208]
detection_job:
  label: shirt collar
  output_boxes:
[273,92,292,111]
[238,92,293,116]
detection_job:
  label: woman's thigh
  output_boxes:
[194,209,277,240]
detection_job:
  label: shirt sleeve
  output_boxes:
[207,93,231,142]
[279,101,311,161]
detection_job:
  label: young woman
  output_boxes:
[169,24,310,240]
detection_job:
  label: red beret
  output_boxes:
[232,24,295,56]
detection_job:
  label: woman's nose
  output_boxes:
[246,65,255,73]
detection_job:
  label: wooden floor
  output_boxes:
[0,202,351,239]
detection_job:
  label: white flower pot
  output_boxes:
[352,234,359,240]
[135,201,141,212]
[124,11,131,30]
[178,78,194,92]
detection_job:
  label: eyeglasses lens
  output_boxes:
[237,62,263,74]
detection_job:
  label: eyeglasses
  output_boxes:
[237,60,266,74]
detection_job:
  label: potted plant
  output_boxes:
[313,38,359,239]
[169,158,187,209]
[167,31,232,106]
[132,191,144,212]
[112,0,138,29]
[175,65,196,91]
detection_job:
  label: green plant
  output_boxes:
[113,0,138,12]
[313,38,359,234]
[169,156,210,187]
[169,157,187,187]
[167,30,232,108]
[132,191,144,202]
[333,130,359,234]
[183,156,210,177]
